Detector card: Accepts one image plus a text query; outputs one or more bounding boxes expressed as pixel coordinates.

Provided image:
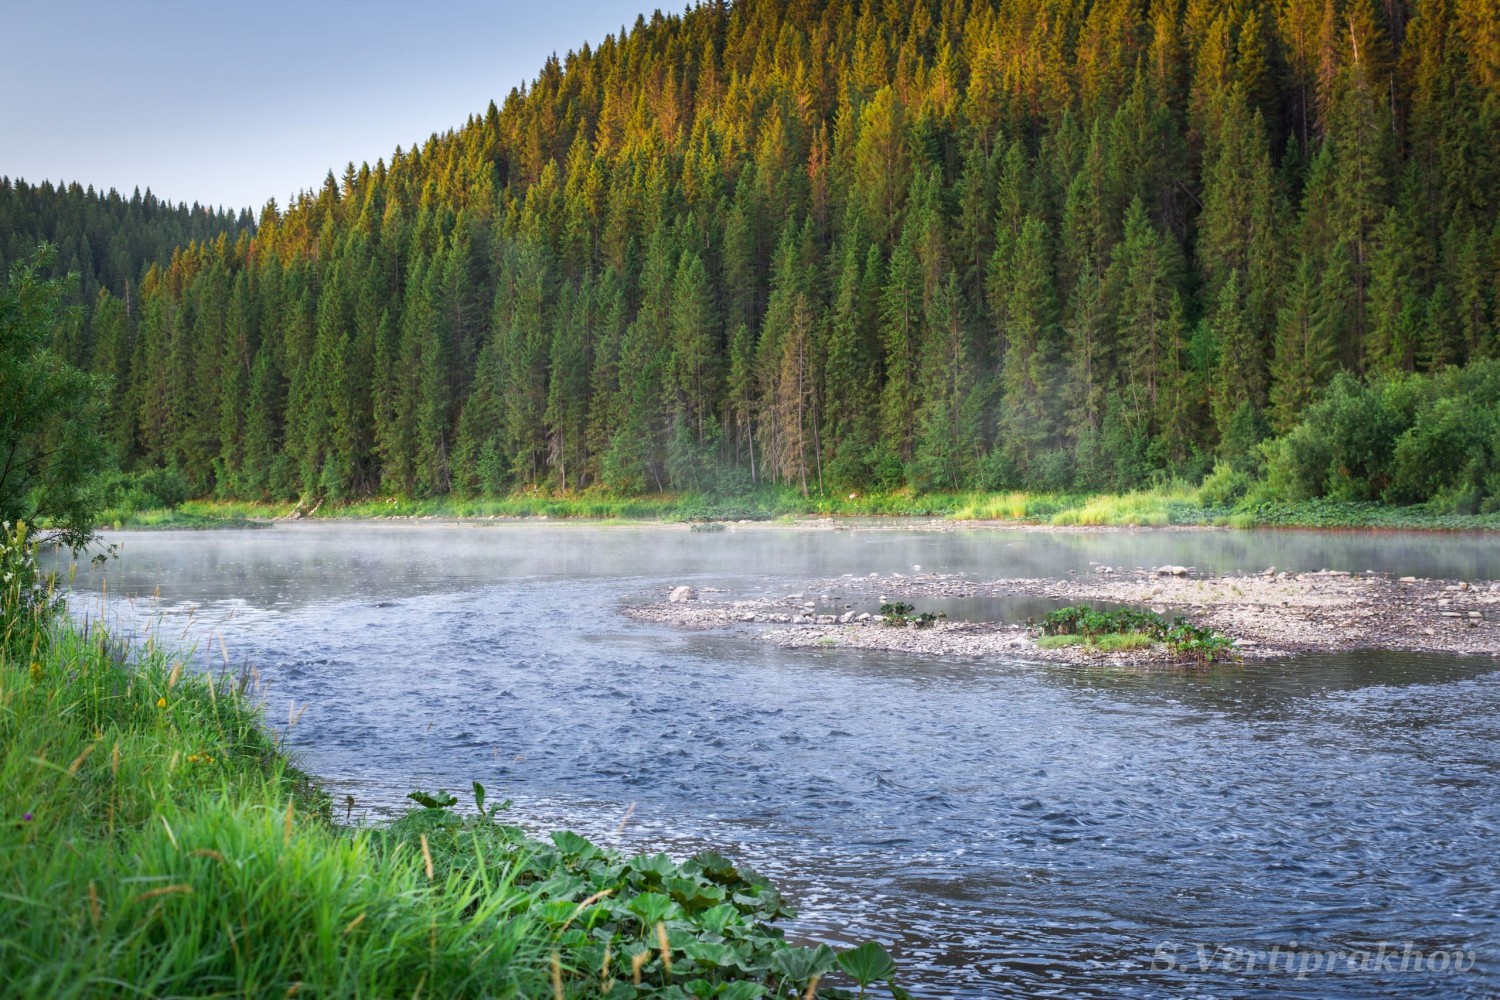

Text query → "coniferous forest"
[14,0,1500,503]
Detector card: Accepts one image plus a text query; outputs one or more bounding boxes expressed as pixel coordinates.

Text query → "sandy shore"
[623,566,1499,665]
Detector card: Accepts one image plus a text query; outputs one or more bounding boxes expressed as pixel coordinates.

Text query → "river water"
[63,522,1500,997]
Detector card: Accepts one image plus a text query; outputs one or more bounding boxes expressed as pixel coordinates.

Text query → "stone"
[856,613,871,621]
[839,611,855,624]
[669,586,696,603]
[1399,576,1418,583]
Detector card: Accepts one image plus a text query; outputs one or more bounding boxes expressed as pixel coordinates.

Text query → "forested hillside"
[37,0,1500,500]
[0,177,252,370]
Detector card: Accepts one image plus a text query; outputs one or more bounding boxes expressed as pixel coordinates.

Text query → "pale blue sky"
[3,1,656,212]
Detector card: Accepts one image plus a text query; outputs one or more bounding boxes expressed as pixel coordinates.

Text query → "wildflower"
[29,662,41,681]
[157,697,167,709]
[22,813,32,822]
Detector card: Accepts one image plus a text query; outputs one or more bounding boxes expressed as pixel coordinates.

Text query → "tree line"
[18,0,1500,500]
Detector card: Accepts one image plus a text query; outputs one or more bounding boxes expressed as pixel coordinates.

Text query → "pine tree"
[998,215,1060,481]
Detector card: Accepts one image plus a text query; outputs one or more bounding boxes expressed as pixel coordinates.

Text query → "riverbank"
[624,566,1499,665]
[96,486,1500,533]
[1,565,900,996]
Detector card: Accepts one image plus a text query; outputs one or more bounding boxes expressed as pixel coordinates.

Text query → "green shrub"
[1256,360,1500,509]
[1196,461,1252,507]
[879,602,947,628]
[1036,605,1237,664]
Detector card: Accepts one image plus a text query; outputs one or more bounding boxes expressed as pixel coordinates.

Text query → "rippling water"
[59,522,1500,997]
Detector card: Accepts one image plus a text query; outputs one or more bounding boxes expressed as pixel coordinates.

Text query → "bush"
[0,521,63,652]
[1256,362,1500,509]
[1196,461,1252,507]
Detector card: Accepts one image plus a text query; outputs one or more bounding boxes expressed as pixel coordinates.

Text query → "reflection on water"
[56,522,1500,998]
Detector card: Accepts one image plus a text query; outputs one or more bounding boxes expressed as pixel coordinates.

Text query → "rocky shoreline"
[623,566,1500,665]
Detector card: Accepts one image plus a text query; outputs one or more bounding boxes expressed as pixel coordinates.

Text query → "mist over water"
[60,522,1500,997]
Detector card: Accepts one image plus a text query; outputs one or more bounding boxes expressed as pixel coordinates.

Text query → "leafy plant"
[1035,605,1238,664]
[878,602,947,629]
[406,789,459,810]
[386,792,905,998]
[836,941,899,997]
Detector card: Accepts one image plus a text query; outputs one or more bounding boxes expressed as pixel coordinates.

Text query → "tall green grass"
[0,621,550,998]
[1,524,907,998]
[1048,488,1198,527]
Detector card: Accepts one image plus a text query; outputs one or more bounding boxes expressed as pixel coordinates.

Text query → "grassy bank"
[97,485,1500,533]
[1,531,905,998]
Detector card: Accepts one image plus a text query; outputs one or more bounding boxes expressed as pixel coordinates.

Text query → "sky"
[2,1,656,213]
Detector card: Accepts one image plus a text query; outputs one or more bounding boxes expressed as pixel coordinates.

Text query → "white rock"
[669,586,697,603]
[856,613,871,621]
[839,611,855,624]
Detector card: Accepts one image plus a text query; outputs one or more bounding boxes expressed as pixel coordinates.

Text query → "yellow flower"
[29,662,42,681]
[157,697,167,709]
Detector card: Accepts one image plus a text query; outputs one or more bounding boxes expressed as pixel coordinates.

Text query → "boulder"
[669,586,696,603]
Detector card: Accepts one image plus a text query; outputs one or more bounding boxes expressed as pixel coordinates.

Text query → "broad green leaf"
[836,941,898,986]
[551,829,599,859]
[771,944,838,984]
[626,891,681,925]
[717,984,770,1000]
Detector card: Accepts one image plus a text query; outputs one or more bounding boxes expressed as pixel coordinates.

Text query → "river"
[62,521,1500,997]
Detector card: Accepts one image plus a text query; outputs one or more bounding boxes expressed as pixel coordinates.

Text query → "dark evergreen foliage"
[9,0,1499,499]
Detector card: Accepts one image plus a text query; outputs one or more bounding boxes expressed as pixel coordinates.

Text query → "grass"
[88,483,1500,533]
[1048,488,1196,527]
[0,618,551,998]
[0,529,907,998]
[1089,632,1156,652]
[1034,631,1154,653]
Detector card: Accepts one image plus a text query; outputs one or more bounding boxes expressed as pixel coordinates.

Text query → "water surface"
[64,522,1500,997]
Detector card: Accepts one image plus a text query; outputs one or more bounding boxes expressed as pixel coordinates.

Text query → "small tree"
[0,245,109,549]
